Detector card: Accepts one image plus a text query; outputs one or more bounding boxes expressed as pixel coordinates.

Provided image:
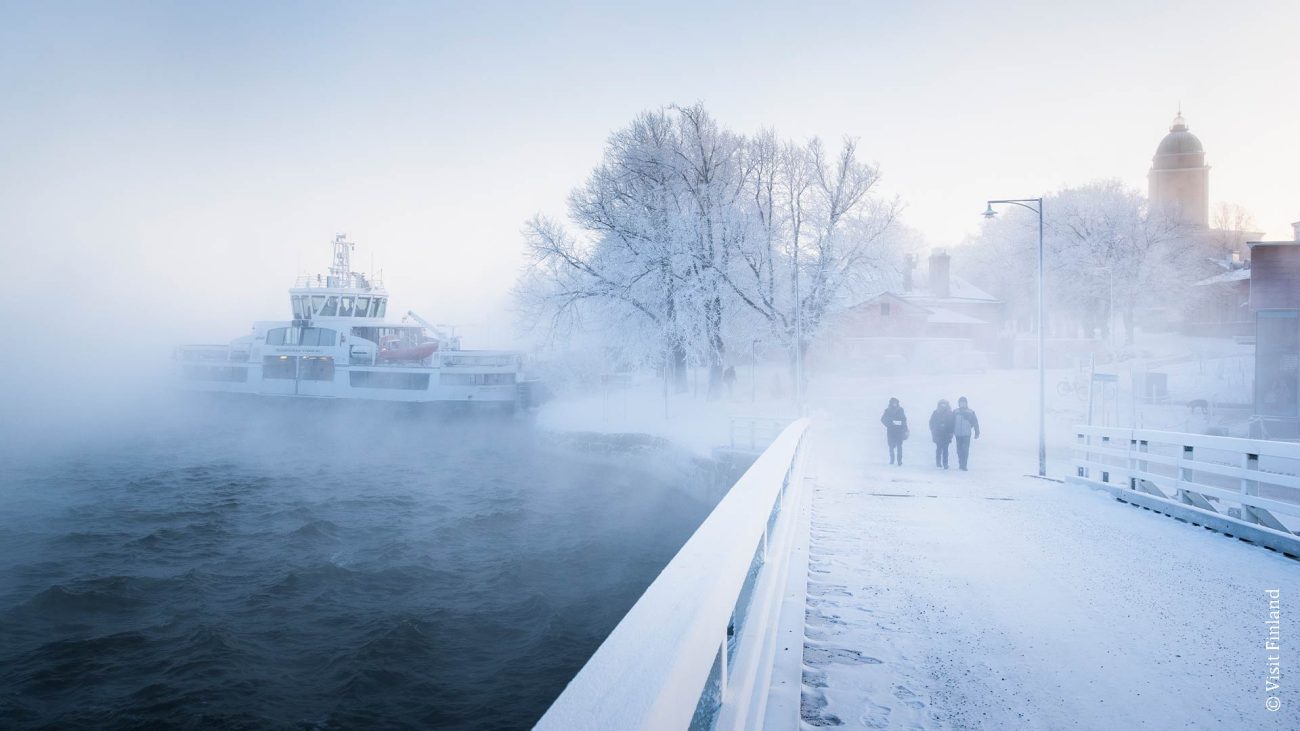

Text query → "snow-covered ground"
[799,378,1298,730]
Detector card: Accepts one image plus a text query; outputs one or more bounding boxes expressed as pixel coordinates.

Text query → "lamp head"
[982,203,997,219]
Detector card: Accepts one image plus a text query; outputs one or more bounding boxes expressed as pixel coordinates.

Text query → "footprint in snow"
[861,700,892,729]
[808,583,853,598]
[893,685,926,709]
[800,689,844,727]
[802,666,828,688]
[804,646,883,666]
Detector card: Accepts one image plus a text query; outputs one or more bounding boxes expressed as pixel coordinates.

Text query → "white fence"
[536,419,813,730]
[1069,424,1300,556]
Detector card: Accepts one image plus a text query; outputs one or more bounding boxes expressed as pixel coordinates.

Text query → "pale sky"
[3,0,1298,350]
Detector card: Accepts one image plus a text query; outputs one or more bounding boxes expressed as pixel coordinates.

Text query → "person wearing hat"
[880,397,909,466]
[952,396,981,470]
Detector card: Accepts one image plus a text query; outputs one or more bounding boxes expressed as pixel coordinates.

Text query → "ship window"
[262,355,298,379]
[291,297,304,319]
[285,327,302,345]
[300,328,319,347]
[316,328,336,346]
[350,371,430,390]
[311,295,325,315]
[339,296,354,317]
[367,299,379,317]
[355,297,370,317]
[300,356,335,381]
[267,328,285,346]
[376,299,387,318]
[320,296,338,316]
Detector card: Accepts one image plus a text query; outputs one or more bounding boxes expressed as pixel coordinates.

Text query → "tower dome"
[1148,109,1209,227]
[1154,113,1204,163]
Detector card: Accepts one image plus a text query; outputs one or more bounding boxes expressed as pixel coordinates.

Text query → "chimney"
[928,249,951,299]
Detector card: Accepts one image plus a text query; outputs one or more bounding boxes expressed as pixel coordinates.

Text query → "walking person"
[880,397,909,466]
[953,396,981,471]
[928,399,954,469]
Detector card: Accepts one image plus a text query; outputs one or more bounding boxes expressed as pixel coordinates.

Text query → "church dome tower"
[1148,111,1210,227]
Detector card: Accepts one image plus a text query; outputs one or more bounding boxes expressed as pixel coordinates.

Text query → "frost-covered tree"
[723,134,898,373]
[960,179,1193,344]
[515,104,899,395]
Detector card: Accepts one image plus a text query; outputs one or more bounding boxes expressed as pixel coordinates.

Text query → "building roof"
[1153,112,1205,162]
[924,307,988,325]
[855,269,1001,305]
[1194,268,1251,286]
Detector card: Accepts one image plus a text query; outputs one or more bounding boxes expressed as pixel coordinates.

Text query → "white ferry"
[176,235,525,410]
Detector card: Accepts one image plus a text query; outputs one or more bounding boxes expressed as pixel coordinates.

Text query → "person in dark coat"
[928,399,954,469]
[953,396,981,470]
[880,397,908,466]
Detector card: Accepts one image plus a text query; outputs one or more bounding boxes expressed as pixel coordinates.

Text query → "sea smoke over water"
[0,402,717,729]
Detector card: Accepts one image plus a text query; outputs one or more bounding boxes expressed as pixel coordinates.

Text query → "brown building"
[1249,222,1300,436]
[815,250,1006,373]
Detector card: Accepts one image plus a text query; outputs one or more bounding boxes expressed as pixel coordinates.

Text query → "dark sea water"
[0,401,719,729]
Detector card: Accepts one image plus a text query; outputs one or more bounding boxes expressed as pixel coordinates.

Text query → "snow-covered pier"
[536,371,1298,729]
[801,414,1297,729]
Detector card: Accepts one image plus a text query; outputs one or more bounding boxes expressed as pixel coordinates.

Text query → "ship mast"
[328,234,354,287]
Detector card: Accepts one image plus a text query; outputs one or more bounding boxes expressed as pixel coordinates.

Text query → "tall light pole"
[984,197,1047,477]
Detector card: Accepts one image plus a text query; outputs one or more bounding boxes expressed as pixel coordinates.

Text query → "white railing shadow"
[536,419,813,730]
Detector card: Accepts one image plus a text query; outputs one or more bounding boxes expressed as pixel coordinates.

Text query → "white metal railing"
[536,419,813,731]
[1070,424,1300,537]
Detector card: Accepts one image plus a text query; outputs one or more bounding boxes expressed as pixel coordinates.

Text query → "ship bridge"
[289,234,388,321]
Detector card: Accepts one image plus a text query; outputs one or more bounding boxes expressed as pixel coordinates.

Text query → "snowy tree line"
[515,104,901,394]
[958,180,1244,346]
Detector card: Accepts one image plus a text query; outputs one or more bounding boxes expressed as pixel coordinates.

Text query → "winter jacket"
[929,408,954,444]
[880,405,908,440]
[953,407,980,439]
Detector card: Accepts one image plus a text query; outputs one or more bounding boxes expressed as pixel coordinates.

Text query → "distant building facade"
[1249,221,1300,437]
[815,250,1006,373]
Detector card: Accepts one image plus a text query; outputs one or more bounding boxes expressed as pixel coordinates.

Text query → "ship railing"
[292,274,385,290]
[537,418,813,731]
[1070,424,1300,555]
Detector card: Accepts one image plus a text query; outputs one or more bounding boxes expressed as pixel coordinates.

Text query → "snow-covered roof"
[1194,268,1251,286]
[862,269,1001,304]
[924,307,988,325]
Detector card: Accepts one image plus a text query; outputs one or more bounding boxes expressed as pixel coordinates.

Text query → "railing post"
[1138,440,1149,486]
[1076,431,1087,478]
[1180,445,1193,483]
[1100,435,1110,483]
[718,633,729,702]
[1127,438,1137,489]
[1241,452,1260,525]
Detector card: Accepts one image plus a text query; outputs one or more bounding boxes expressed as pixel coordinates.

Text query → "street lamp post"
[984,197,1047,477]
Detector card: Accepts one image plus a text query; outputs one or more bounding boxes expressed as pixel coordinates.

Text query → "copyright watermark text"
[1266,588,1281,712]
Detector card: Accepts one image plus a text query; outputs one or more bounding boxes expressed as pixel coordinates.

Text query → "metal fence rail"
[1069,424,1300,556]
[536,419,812,731]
